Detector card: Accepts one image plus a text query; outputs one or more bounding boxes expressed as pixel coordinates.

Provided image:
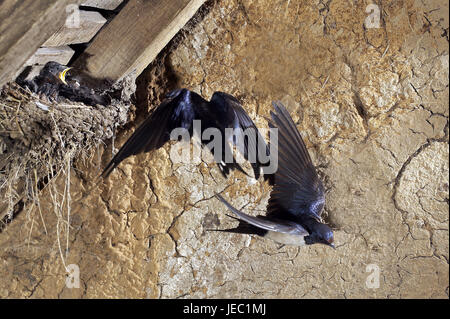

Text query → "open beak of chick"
[58,67,71,85]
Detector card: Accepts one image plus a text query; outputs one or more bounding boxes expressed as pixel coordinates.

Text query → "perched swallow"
[19,61,110,106]
[102,89,268,179]
[216,102,334,248]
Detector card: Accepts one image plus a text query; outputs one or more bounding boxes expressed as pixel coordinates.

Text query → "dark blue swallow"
[215,102,335,248]
[101,89,268,179]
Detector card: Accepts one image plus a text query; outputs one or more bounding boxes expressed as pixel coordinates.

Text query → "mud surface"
[0,0,448,298]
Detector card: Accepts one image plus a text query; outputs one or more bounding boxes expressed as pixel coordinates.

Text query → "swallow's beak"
[58,67,71,85]
[329,243,336,249]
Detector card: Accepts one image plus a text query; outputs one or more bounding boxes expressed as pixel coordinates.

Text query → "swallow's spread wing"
[216,194,308,236]
[102,89,263,179]
[267,102,325,220]
[102,89,195,178]
[210,92,269,179]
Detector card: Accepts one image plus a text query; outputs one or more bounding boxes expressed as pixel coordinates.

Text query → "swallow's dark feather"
[216,194,308,235]
[266,101,325,221]
[59,82,110,106]
[18,62,65,97]
[211,93,269,179]
[216,102,334,248]
[102,89,268,179]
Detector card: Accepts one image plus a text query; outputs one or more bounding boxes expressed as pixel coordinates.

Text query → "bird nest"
[0,82,133,230]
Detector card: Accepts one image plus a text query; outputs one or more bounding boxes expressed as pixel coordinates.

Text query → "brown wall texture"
[0,0,448,298]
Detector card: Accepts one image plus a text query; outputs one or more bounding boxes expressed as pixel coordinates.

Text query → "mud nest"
[0,82,133,228]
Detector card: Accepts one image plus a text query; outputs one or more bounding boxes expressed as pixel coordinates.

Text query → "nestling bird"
[216,102,335,248]
[18,61,110,106]
[101,88,268,179]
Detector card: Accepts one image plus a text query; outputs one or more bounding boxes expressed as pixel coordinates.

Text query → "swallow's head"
[305,223,335,248]
[41,61,71,84]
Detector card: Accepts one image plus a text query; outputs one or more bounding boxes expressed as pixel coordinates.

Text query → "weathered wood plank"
[73,0,206,82]
[81,0,124,10]
[0,0,82,87]
[43,11,107,47]
[25,46,75,66]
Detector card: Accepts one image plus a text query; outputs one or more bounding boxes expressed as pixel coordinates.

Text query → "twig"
[49,111,65,149]
[34,169,48,235]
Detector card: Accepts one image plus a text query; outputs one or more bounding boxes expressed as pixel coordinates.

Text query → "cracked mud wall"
[0,0,448,298]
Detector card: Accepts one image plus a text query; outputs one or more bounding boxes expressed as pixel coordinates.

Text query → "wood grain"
[0,0,82,87]
[25,46,75,66]
[73,0,206,82]
[43,11,107,47]
[81,0,124,10]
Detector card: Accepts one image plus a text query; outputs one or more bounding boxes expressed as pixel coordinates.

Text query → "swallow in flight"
[101,89,268,179]
[216,102,334,248]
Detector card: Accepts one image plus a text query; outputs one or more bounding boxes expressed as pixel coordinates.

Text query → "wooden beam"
[0,0,82,87]
[25,46,75,66]
[73,0,206,82]
[43,11,107,47]
[81,0,124,10]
